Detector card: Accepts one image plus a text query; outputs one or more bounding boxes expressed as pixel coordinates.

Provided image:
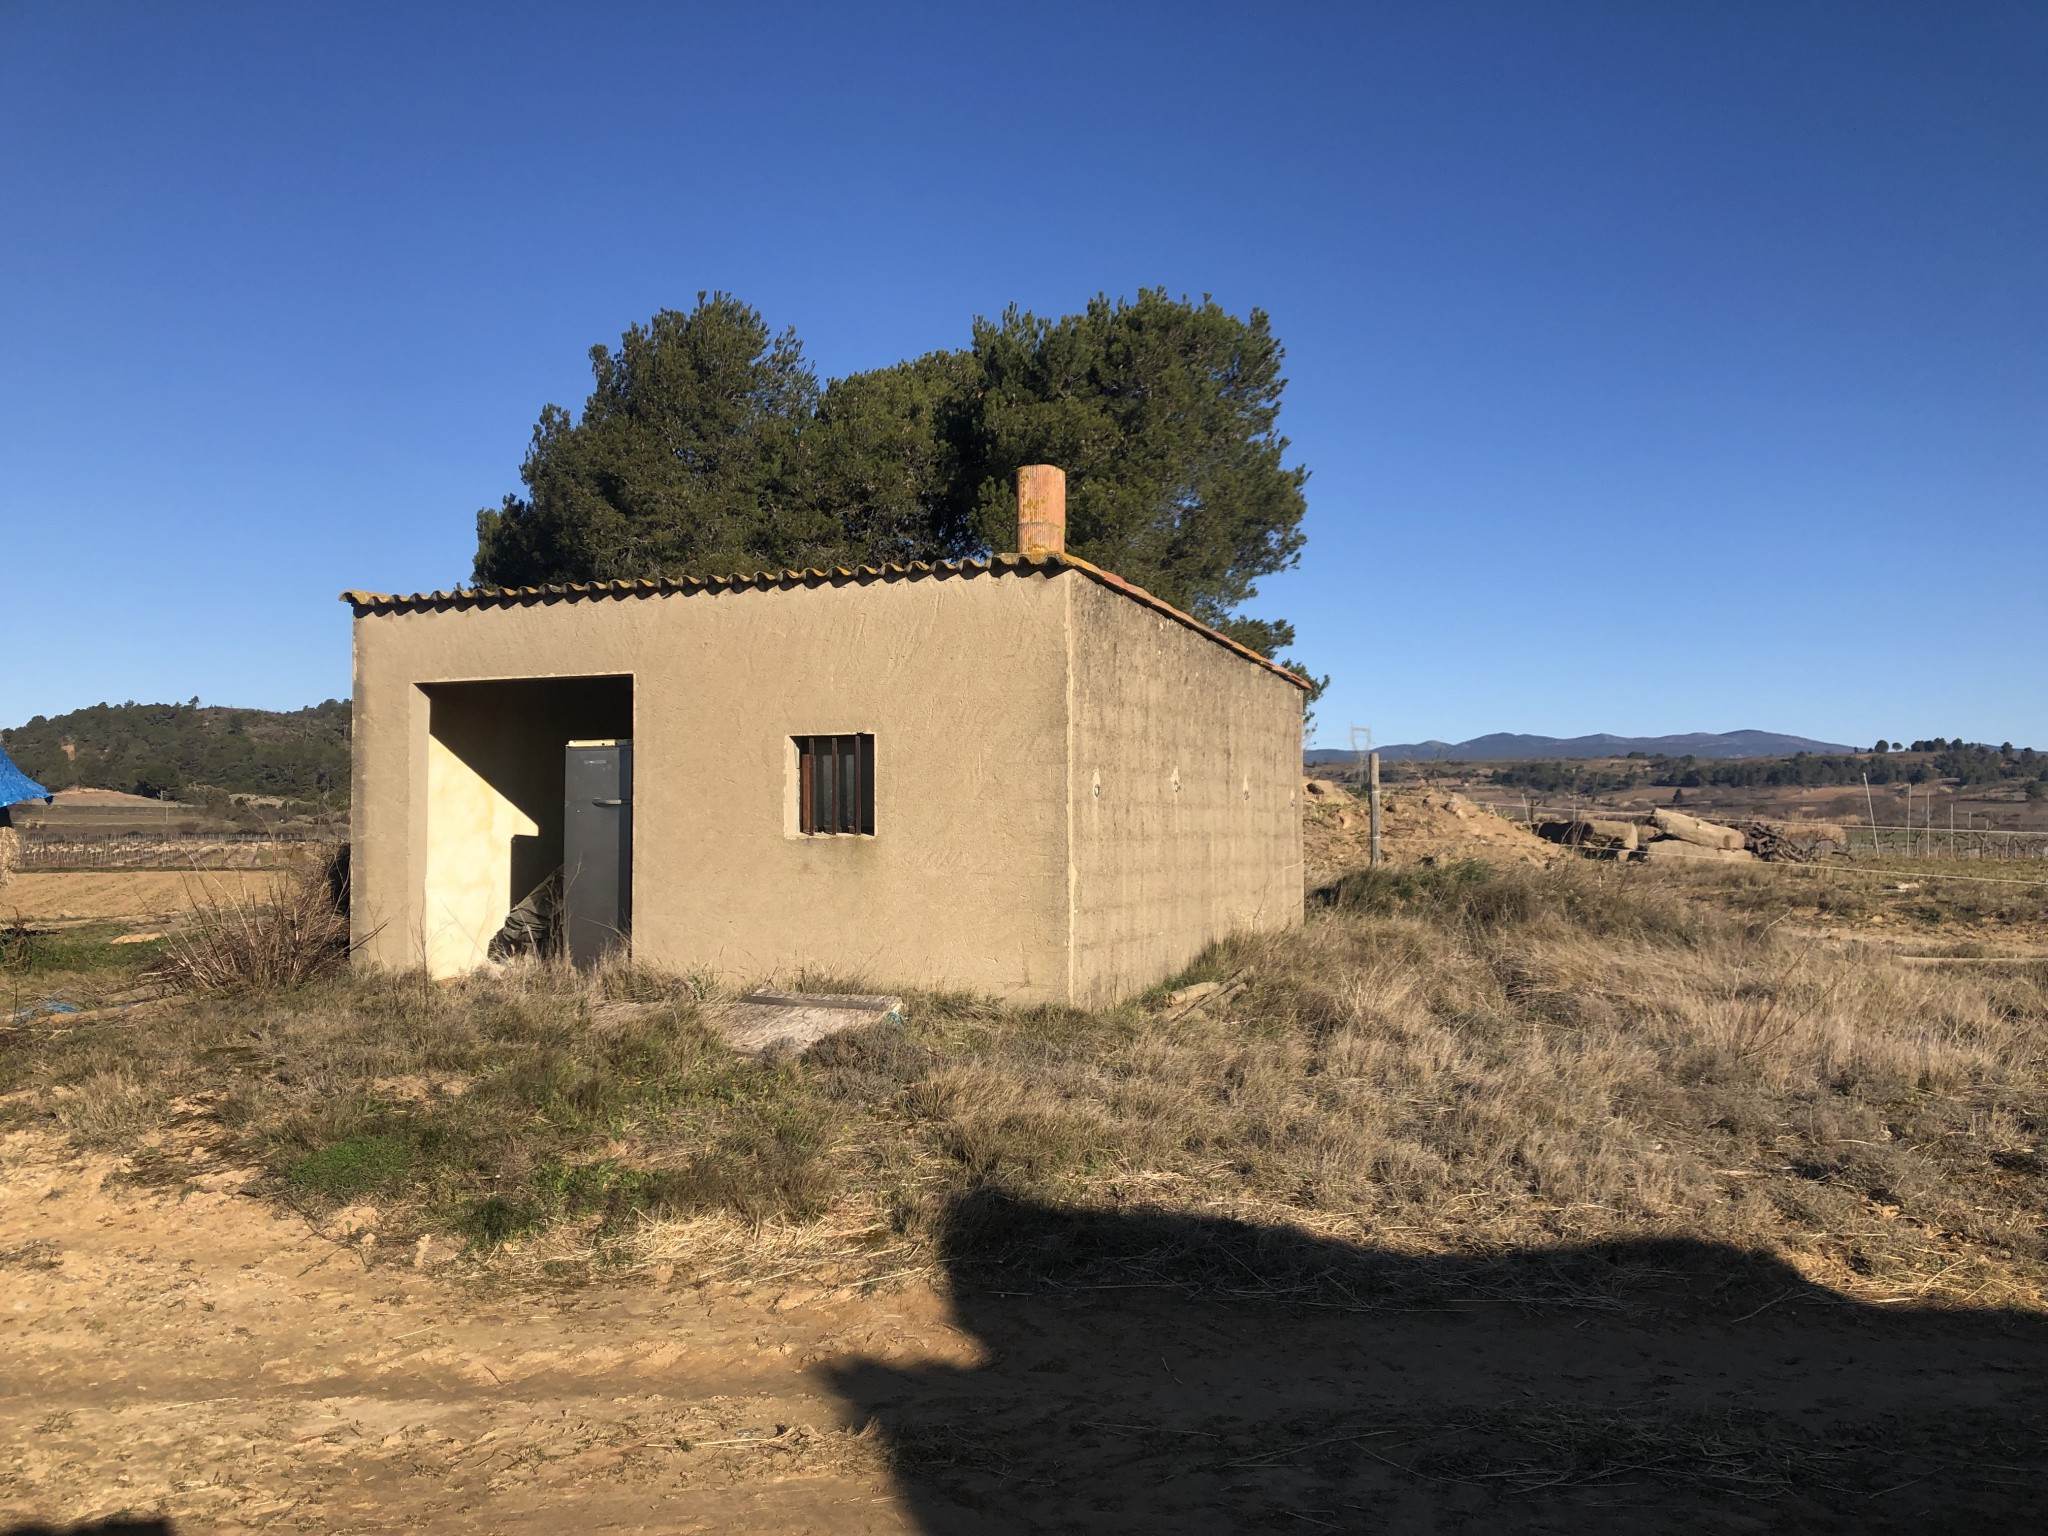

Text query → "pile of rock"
[1533,807,1849,865]
[1639,808,1755,863]
[1532,816,1641,856]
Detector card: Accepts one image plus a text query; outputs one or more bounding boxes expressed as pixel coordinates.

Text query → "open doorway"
[421,676,632,976]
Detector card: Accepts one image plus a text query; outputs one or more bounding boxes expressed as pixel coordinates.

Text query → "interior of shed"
[420,675,633,976]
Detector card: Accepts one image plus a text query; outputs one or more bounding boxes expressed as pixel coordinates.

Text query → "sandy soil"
[5,1127,2043,1534]
[1304,782,1559,884]
[0,1129,941,1535]
[0,871,289,925]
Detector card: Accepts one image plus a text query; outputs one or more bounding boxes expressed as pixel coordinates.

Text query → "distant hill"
[1307,730,1858,765]
[0,700,350,803]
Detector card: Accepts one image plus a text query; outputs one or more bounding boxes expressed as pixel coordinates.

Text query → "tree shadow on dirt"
[828,1191,2048,1534]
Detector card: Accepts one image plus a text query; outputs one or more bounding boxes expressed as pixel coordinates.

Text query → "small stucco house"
[344,467,1308,1006]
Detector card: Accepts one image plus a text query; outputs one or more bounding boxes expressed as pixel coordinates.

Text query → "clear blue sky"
[3,2,2042,748]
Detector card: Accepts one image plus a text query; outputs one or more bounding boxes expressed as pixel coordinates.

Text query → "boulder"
[1419,791,1475,819]
[1651,808,1746,851]
[709,992,905,1057]
[1643,838,1756,863]
[1534,817,1639,852]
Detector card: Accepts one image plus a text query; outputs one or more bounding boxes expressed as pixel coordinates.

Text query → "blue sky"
[2,2,2042,747]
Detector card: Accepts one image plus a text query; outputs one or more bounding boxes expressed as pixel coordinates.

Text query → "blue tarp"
[0,747,51,810]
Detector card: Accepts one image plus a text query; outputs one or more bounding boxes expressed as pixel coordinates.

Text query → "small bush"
[462,1193,545,1246]
[632,1105,839,1224]
[153,845,350,994]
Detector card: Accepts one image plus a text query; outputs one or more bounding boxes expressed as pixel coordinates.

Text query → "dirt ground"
[0,871,289,926]
[5,1126,2044,1535]
[1303,781,1559,883]
[7,851,2048,1531]
[0,1128,936,1535]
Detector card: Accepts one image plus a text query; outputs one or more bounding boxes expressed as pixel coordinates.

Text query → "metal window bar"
[858,733,875,833]
[796,734,875,835]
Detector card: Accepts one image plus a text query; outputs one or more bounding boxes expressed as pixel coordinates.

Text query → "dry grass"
[1649,854,2048,931]
[3,859,2043,1308]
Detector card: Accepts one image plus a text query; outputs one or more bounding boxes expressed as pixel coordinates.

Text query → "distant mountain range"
[1306,730,1858,765]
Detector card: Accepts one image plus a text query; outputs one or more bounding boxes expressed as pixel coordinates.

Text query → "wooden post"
[1368,751,1382,869]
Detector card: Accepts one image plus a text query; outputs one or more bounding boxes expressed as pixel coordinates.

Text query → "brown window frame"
[795,734,876,836]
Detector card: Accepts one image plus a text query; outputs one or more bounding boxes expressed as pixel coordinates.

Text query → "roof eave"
[339,552,1312,692]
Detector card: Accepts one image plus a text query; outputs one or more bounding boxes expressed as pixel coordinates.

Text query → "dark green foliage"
[471,289,1310,663]
[0,700,349,802]
[461,1193,543,1246]
[802,351,981,567]
[1651,743,2040,791]
[947,292,1308,651]
[1487,742,2042,797]
[1,922,167,978]
[1490,760,1646,794]
[1320,858,1500,915]
[474,294,836,585]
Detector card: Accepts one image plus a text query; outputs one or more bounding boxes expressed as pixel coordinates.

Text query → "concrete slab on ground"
[708,992,904,1056]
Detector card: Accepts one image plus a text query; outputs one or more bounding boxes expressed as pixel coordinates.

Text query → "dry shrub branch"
[150,844,351,993]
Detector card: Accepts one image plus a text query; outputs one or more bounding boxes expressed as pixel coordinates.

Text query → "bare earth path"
[0,1131,950,1534]
[5,1131,2046,1534]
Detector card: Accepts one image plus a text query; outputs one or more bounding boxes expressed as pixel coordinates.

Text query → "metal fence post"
[1368,751,1382,870]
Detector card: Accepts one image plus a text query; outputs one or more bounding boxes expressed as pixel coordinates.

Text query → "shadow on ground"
[830,1192,2048,1534]
[2,1522,176,1536]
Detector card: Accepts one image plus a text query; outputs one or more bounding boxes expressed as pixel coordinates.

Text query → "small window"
[796,734,875,835]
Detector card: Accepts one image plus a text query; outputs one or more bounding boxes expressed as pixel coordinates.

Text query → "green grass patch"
[1,922,166,980]
[286,1133,413,1201]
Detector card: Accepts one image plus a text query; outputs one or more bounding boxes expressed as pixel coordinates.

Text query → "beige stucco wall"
[423,723,537,976]
[1064,578,1305,1007]
[352,571,1075,998]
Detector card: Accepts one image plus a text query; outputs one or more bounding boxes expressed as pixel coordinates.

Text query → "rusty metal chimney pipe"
[1016,464,1066,558]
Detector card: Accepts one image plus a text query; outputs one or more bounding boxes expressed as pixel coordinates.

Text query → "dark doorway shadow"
[423,674,633,922]
[828,1191,2048,1533]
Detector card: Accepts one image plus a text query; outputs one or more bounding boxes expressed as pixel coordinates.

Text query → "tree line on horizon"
[470,290,1317,679]
[0,701,350,807]
[1489,741,2048,797]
